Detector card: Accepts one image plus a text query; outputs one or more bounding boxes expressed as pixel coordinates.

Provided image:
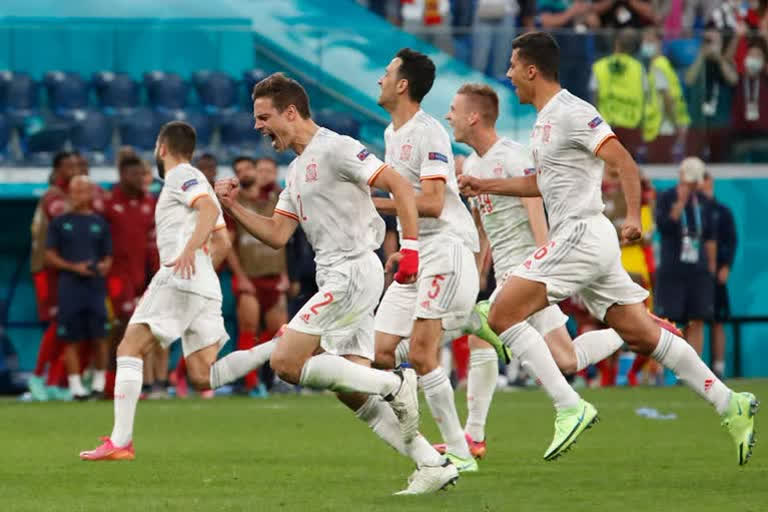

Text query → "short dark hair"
[255,156,277,167]
[157,121,196,159]
[614,28,639,54]
[119,155,144,173]
[232,155,256,171]
[251,72,311,119]
[395,48,436,103]
[195,152,218,164]
[511,32,560,81]
[457,83,499,124]
[52,151,73,169]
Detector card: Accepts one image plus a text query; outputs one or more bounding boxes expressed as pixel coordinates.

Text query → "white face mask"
[640,42,657,59]
[746,56,764,75]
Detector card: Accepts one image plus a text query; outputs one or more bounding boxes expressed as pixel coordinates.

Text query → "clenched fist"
[215,177,240,209]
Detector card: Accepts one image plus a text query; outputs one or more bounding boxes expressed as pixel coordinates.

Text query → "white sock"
[68,374,87,396]
[652,328,731,414]
[355,396,443,467]
[500,322,580,410]
[420,367,471,459]
[299,353,400,396]
[110,356,143,447]
[210,340,276,389]
[573,329,624,372]
[395,339,410,367]
[91,369,106,393]
[465,348,497,442]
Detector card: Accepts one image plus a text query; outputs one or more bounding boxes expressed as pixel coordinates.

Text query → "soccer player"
[213,73,452,494]
[459,32,758,465]
[442,83,626,457]
[80,121,235,460]
[371,48,481,472]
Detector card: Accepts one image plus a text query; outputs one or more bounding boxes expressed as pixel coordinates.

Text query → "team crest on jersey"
[588,116,603,129]
[493,165,504,177]
[400,144,413,161]
[356,148,371,161]
[112,203,125,214]
[305,163,318,183]
[181,178,198,191]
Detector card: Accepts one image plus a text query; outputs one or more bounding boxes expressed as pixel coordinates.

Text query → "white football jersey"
[275,127,386,269]
[465,137,537,278]
[154,163,226,300]
[384,110,479,253]
[529,89,616,235]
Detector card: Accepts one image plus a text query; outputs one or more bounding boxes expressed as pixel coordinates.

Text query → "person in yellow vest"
[641,28,691,163]
[590,29,647,158]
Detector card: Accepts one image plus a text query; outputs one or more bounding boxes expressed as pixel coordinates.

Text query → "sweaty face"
[377,57,403,109]
[445,93,472,144]
[506,50,531,104]
[253,97,292,152]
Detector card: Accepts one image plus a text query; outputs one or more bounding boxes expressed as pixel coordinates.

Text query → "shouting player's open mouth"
[263,129,281,151]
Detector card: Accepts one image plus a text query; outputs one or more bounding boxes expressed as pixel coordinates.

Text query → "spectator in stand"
[45,176,112,400]
[73,151,89,176]
[708,0,741,31]
[195,153,219,186]
[723,1,768,74]
[590,29,647,157]
[640,28,691,163]
[401,0,454,54]
[654,157,717,356]
[593,0,657,28]
[225,156,288,397]
[102,155,159,398]
[731,36,768,160]
[27,151,79,401]
[699,172,737,379]
[471,0,519,77]
[659,0,718,39]
[684,28,739,162]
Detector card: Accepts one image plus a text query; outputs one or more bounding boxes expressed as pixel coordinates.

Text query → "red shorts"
[33,270,58,322]
[107,274,144,320]
[232,274,286,313]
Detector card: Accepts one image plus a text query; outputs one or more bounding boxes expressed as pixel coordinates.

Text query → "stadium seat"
[192,71,238,116]
[0,71,40,129]
[144,71,189,111]
[315,109,360,139]
[20,116,71,165]
[69,109,112,164]
[219,110,263,157]
[92,71,140,117]
[118,107,160,152]
[43,71,90,114]
[156,108,213,147]
[241,69,269,107]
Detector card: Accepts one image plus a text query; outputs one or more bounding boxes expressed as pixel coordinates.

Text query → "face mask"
[746,56,764,75]
[640,42,657,59]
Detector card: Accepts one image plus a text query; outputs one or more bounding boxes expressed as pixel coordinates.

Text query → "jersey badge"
[181,179,199,191]
[523,168,537,176]
[588,116,603,129]
[428,152,448,163]
[356,148,371,161]
[400,144,413,161]
[305,163,318,183]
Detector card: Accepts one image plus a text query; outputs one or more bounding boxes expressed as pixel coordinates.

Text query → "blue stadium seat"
[241,69,269,107]
[0,71,40,128]
[315,109,360,139]
[118,107,160,152]
[220,110,263,157]
[144,71,189,111]
[44,71,90,114]
[20,116,71,165]
[92,71,140,117]
[192,71,238,116]
[156,108,213,147]
[663,38,701,69]
[69,109,112,164]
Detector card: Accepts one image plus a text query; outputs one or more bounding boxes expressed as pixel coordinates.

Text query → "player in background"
[80,122,235,460]
[371,48,481,473]
[214,73,454,494]
[459,32,758,465]
[226,156,288,397]
[441,83,625,458]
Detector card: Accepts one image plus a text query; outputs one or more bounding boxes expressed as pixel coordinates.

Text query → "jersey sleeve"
[417,126,452,182]
[336,137,387,187]
[274,184,299,222]
[569,103,617,155]
[169,168,212,208]
[505,147,536,178]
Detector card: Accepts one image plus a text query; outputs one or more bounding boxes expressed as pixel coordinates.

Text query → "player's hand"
[458,175,482,197]
[621,216,642,244]
[167,248,196,279]
[71,261,95,277]
[393,239,419,284]
[215,178,240,209]
[717,265,730,284]
[96,260,111,276]
[236,273,256,294]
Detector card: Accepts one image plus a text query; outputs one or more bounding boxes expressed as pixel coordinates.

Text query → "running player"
[213,73,450,494]
[80,121,235,460]
[441,83,625,457]
[459,32,757,465]
[370,48,481,472]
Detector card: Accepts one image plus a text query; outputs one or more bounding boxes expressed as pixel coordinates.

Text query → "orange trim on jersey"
[594,134,618,155]
[367,164,387,187]
[420,175,447,182]
[188,193,208,208]
[275,208,300,221]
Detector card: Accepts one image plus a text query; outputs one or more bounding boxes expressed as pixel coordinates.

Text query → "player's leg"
[63,340,88,399]
[463,335,496,456]
[373,280,416,370]
[236,288,261,392]
[149,345,170,398]
[257,287,289,394]
[86,305,110,397]
[711,281,729,378]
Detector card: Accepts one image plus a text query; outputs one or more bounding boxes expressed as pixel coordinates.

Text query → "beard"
[156,156,165,179]
[239,176,256,189]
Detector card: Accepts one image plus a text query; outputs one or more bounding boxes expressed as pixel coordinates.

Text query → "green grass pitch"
[2,380,767,512]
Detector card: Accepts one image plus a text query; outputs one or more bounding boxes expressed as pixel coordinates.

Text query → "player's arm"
[96,224,113,276]
[471,206,490,273]
[370,166,419,240]
[166,195,221,279]
[459,173,540,198]
[596,137,642,243]
[209,225,231,269]
[522,197,549,247]
[372,177,445,218]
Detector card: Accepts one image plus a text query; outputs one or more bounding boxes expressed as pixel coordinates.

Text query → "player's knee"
[116,338,141,358]
[487,306,517,335]
[408,344,437,376]
[374,347,395,370]
[556,351,578,375]
[269,351,300,384]
[187,367,211,391]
